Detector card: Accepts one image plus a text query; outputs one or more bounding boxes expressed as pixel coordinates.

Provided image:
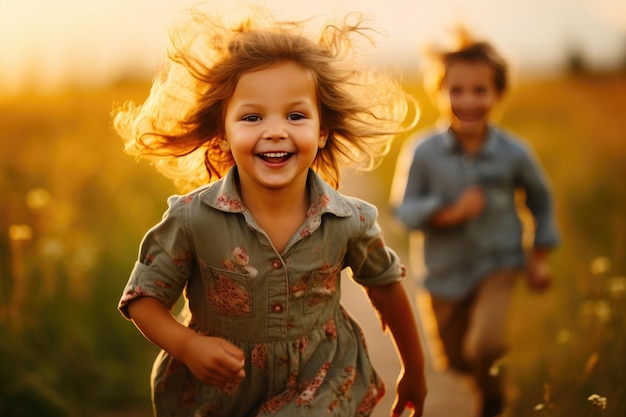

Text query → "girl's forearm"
[127,296,196,359]
[367,281,425,373]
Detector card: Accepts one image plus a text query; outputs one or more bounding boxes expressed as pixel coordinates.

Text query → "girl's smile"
[257,151,292,164]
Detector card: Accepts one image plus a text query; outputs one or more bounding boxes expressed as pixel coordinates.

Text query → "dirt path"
[341,276,476,417]
[341,169,477,417]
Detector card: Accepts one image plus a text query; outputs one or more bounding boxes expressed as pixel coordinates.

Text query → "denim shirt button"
[271,302,283,313]
[271,259,282,269]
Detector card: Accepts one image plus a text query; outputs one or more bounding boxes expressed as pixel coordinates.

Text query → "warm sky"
[0,0,624,94]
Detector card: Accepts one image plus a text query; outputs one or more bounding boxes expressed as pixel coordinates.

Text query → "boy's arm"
[429,186,485,227]
[367,281,427,416]
[392,143,443,231]
[516,147,559,291]
[517,148,560,248]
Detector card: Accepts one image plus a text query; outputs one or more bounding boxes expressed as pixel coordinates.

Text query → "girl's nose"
[262,118,288,139]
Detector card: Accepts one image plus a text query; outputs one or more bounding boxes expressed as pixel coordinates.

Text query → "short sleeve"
[118,195,194,319]
[344,201,405,287]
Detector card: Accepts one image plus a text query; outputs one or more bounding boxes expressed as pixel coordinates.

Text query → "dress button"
[271,303,283,313]
[271,260,282,269]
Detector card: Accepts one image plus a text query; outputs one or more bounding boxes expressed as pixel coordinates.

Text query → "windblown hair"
[423,27,509,97]
[112,6,417,192]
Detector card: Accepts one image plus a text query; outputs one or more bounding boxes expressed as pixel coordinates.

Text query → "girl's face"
[441,61,501,136]
[222,60,327,194]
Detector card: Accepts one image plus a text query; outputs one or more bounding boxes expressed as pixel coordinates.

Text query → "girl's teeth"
[263,152,288,158]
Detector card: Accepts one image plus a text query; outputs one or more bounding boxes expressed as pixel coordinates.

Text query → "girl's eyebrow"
[233,99,316,111]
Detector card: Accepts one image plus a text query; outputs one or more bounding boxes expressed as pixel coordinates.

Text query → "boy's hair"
[424,29,509,97]
[113,6,416,191]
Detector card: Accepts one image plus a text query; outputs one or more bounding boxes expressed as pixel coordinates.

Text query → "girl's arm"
[128,297,246,386]
[367,281,427,417]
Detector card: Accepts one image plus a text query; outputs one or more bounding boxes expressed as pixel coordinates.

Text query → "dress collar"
[198,167,353,219]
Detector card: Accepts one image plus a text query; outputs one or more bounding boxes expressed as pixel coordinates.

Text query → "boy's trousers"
[429,268,517,402]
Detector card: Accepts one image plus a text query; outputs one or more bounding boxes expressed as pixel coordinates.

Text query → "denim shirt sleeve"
[118,195,193,319]
[394,141,444,230]
[515,146,560,248]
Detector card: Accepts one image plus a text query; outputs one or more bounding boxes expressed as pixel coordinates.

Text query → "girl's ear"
[318,128,328,149]
[218,135,230,152]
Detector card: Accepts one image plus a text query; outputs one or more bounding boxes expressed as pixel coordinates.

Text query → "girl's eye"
[287,113,306,121]
[242,115,261,122]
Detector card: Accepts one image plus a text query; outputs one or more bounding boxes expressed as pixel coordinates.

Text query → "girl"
[113,6,426,417]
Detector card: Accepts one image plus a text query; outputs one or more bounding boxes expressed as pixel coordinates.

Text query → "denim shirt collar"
[443,125,499,158]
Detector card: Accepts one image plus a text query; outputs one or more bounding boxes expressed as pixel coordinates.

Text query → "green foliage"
[0,85,170,416]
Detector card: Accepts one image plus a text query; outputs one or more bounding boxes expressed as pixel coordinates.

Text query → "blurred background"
[1,0,625,416]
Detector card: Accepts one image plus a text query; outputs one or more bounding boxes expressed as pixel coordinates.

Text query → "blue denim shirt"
[394,126,559,299]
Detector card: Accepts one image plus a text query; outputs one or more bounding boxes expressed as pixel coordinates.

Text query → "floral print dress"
[118,168,405,417]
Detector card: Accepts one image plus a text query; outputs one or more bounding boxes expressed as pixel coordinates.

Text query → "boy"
[391,38,559,417]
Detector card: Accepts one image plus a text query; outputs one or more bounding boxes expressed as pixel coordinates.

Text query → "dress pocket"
[304,263,342,313]
[203,265,255,317]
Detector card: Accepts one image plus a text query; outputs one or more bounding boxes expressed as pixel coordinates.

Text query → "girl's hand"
[391,370,426,417]
[180,334,246,387]
[127,297,245,388]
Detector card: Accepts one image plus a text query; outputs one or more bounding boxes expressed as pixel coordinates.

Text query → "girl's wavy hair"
[112,6,417,192]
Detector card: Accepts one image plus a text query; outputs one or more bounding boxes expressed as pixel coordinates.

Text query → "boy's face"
[441,61,501,136]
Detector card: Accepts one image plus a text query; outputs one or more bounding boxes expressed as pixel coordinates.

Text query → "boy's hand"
[455,186,486,221]
[526,258,551,292]
[431,186,485,227]
[526,249,552,292]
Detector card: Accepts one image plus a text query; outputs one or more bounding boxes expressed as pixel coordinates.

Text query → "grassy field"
[1,71,624,416]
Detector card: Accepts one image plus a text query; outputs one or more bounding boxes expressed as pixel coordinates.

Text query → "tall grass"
[0,73,624,416]
[0,85,174,416]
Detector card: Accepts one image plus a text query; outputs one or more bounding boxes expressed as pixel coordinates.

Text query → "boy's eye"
[287,113,306,121]
[242,115,261,122]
